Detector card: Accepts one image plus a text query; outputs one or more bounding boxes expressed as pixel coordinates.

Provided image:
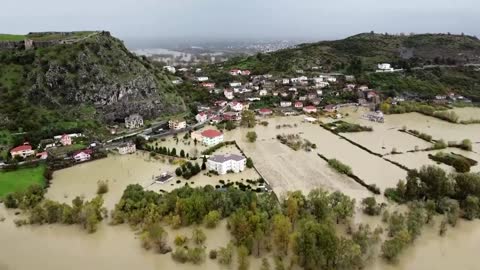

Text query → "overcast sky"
[3,0,479,46]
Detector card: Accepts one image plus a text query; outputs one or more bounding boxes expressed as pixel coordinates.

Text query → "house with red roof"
[201,82,216,89]
[10,143,35,159]
[303,106,317,113]
[258,108,273,116]
[324,104,337,113]
[294,102,304,109]
[241,70,251,76]
[60,134,72,146]
[200,129,224,146]
[73,149,93,162]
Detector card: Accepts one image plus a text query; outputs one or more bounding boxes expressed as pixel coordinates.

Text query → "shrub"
[246,131,257,143]
[209,249,218,259]
[328,159,352,175]
[96,180,109,195]
[203,210,221,228]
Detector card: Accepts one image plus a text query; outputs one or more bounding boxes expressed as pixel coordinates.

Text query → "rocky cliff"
[0,31,185,135]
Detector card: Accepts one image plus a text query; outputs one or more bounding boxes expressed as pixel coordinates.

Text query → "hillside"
[0,31,185,140]
[225,32,480,73]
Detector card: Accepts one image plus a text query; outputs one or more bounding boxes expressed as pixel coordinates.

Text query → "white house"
[230,101,244,112]
[288,87,297,92]
[118,143,136,155]
[196,112,208,123]
[259,89,268,96]
[280,101,292,107]
[316,90,323,96]
[316,82,330,88]
[326,76,337,83]
[168,119,187,130]
[73,149,93,162]
[224,89,234,100]
[163,66,176,74]
[230,82,242,88]
[207,154,246,175]
[377,63,394,72]
[197,77,209,82]
[282,79,290,85]
[201,129,224,146]
[10,143,35,159]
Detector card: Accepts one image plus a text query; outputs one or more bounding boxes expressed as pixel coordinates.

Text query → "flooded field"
[2,202,480,270]
[48,150,261,210]
[226,115,407,195]
[1,110,480,270]
[0,206,264,270]
[450,107,480,122]
[387,147,480,173]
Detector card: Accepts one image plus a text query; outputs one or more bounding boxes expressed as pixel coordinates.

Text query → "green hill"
[0,31,185,142]
[225,33,480,73]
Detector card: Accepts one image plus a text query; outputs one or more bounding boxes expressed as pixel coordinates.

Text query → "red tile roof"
[201,129,222,138]
[259,108,272,113]
[10,144,32,153]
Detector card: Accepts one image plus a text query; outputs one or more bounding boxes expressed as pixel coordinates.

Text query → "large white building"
[207,154,246,175]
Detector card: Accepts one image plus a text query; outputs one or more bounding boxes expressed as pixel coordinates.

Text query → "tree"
[204,210,221,228]
[406,204,426,240]
[171,148,177,156]
[142,223,169,253]
[463,195,480,220]
[218,242,234,265]
[237,245,250,270]
[361,197,381,216]
[246,158,254,168]
[388,211,406,237]
[272,214,292,256]
[201,156,207,170]
[241,110,256,128]
[246,131,257,143]
[260,258,271,270]
[192,228,206,245]
[180,149,185,158]
[335,238,362,269]
[329,191,355,224]
[381,229,411,261]
[175,167,183,176]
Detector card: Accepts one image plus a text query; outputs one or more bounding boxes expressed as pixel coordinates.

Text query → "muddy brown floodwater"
[1,109,480,270]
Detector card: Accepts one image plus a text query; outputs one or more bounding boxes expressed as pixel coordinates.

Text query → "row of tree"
[110,184,386,269]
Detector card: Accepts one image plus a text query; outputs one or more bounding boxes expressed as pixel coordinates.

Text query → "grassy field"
[0,34,26,41]
[0,165,45,198]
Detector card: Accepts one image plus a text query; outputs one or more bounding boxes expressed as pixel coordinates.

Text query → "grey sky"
[3,0,479,45]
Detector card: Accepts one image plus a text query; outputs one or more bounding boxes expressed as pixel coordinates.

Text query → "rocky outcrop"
[0,31,185,130]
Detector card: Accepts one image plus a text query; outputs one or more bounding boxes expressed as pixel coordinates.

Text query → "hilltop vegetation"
[226,33,480,74]
[0,32,185,142]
